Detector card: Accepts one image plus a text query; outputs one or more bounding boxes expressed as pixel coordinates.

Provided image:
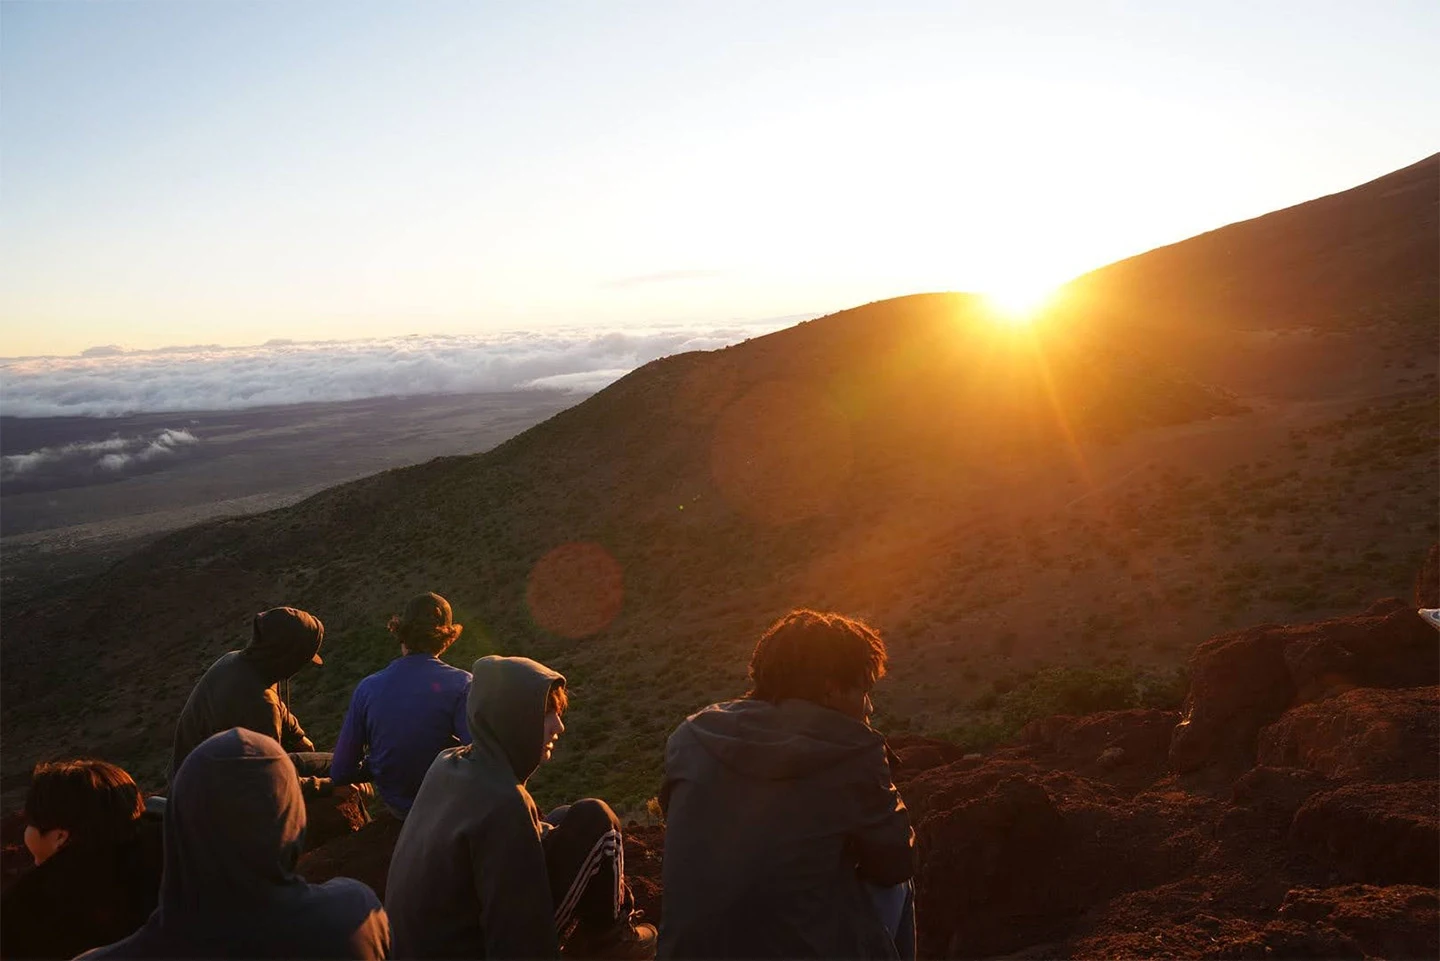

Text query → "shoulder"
[433,659,473,684]
[316,876,384,914]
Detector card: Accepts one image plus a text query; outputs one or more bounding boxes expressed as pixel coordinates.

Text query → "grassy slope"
[2,156,1435,812]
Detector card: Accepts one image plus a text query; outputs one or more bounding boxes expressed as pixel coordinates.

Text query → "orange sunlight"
[982,282,1059,326]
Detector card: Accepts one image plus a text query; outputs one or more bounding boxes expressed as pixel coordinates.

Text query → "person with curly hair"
[657,609,916,959]
[330,592,473,818]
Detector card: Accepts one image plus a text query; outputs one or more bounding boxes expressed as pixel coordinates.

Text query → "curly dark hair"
[747,609,887,704]
[388,592,463,655]
[24,759,144,847]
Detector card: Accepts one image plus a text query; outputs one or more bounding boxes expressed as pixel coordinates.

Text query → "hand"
[332,783,358,803]
[299,736,316,752]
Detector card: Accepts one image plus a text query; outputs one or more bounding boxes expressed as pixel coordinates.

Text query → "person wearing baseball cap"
[167,606,327,788]
[330,593,474,819]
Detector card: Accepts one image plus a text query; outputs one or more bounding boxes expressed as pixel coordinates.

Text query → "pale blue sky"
[2,0,1436,356]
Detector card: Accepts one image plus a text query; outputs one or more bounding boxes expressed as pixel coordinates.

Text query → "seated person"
[168,607,334,792]
[84,728,389,959]
[385,656,655,959]
[657,609,915,960]
[331,592,473,818]
[0,759,163,960]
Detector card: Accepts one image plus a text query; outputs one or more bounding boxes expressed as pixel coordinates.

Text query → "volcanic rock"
[1170,625,1293,772]
[1290,781,1440,886]
[1279,884,1439,960]
[1256,686,1439,782]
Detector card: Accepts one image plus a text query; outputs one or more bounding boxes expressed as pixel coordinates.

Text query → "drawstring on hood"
[243,607,325,685]
[467,656,564,783]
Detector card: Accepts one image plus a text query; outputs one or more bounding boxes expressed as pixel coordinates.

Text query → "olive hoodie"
[384,655,564,960]
[657,698,915,960]
[83,728,389,959]
[167,608,323,783]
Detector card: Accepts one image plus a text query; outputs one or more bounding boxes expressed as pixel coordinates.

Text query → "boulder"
[1290,781,1439,886]
[914,775,1068,958]
[1282,598,1438,701]
[302,791,370,852]
[1170,624,1293,772]
[297,811,403,898]
[1230,765,1334,820]
[1280,884,1439,961]
[1256,686,1439,782]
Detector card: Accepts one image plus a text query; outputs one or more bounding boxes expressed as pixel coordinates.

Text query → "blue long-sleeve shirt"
[331,653,472,815]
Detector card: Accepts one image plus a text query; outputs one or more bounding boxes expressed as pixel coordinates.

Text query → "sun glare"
[983,283,1058,325]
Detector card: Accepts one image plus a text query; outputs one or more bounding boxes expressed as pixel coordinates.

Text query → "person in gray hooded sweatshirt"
[384,655,654,959]
[657,609,915,960]
[168,606,334,792]
[83,727,389,959]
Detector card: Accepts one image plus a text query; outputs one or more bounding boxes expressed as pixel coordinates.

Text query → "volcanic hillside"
[3,155,1436,810]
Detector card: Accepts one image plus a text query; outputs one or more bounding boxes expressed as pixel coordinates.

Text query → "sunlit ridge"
[982,282,1059,326]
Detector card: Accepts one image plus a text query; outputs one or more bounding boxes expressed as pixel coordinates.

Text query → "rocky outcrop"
[1170,600,1437,773]
[1256,686,1439,782]
[1290,782,1440,887]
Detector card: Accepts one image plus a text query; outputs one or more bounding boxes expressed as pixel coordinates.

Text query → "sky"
[1,0,1437,361]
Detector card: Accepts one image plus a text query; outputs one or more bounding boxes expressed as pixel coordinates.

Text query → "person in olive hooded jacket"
[83,728,389,960]
[384,655,654,959]
[658,610,916,960]
[168,607,330,789]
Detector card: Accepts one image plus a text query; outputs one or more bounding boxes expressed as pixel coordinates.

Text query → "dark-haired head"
[23,759,143,863]
[747,609,887,717]
[389,591,463,656]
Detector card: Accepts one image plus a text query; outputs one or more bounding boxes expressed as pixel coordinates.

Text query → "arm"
[473,795,560,960]
[330,685,369,784]
[847,745,916,886]
[275,692,313,752]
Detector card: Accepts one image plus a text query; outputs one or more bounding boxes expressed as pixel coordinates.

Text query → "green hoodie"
[384,655,565,959]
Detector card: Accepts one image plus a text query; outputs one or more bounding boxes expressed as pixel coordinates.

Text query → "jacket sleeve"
[847,744,916,886]
[473,794,560,960]
[330,686,368,784]
[272,690,312,751]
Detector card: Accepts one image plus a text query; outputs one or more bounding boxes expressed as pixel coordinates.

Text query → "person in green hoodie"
[384,655,655,959]
[657,609,916,960]
[167,607,336,795]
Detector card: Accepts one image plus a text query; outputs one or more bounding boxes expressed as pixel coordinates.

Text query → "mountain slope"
[3,156,1436,808]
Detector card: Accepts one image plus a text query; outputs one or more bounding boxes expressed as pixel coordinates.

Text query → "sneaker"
[1420,608,1440,633]
[563,918,658,960]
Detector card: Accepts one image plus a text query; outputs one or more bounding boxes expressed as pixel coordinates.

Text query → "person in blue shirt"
[331,592,473,818]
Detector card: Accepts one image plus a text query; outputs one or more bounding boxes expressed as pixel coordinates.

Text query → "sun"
[982,282,1058,325]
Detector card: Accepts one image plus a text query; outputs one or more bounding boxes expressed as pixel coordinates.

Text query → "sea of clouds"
[0,321,804,419]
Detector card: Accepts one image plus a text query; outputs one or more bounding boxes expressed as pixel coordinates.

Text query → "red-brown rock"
[1280,884,1439,960]
[1290,781,1440,886]
[1170,624,1293,772]
[1415,542,1439,609]
[1256,686,1440,782]
[297,811,403,898]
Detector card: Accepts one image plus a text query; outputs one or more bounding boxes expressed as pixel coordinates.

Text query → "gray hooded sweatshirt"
[84,728,389,959]
[168,607,324,782]
[657,698,914,960]
[384,655,565,960]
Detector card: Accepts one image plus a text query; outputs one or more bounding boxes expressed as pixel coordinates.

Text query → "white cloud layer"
[0,321,804,418]
[1,428,199,487]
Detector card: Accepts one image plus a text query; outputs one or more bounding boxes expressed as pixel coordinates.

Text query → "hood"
[669,697,884,781]
[243,607,324,683]
[468,655,564,783]
[160,727,306,915]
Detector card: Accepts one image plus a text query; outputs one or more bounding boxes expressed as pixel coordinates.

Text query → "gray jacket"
[168,608,323,782]
[384,655,565,959]
[658,698,914,959]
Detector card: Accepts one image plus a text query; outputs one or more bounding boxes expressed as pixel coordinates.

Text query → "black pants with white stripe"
[542,799,633,939]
